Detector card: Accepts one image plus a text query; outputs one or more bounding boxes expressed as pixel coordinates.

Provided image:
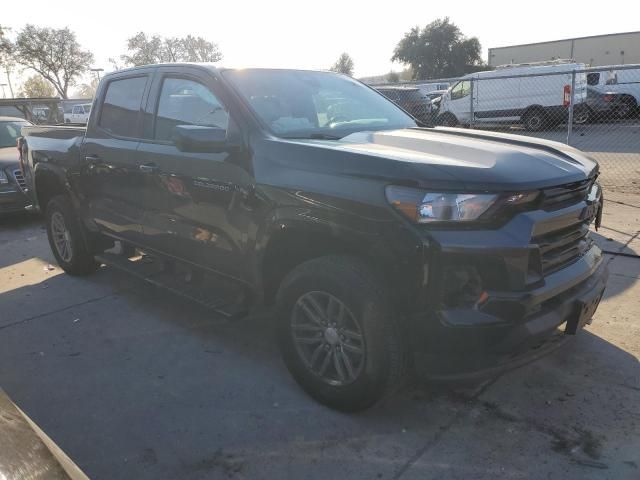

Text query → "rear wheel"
[615,98,636,119]
[276,255,407,411]
[45,195,99,275]
[573,108,590,125]
[522,109,547,131]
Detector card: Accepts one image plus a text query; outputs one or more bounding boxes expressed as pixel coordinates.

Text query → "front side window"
[223,69,416,138]
[450,80,471,100]
[154,77,229,142]
[99,76,148,137]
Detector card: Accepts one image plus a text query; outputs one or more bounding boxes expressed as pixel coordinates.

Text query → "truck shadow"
[0,262,638,479]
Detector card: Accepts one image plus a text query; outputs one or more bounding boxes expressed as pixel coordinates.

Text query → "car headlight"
[587,182,601,202]
[385,185,500,223]
[0,170,8,185]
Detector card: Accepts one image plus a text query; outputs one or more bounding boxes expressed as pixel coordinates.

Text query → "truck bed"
[20,125,87,208]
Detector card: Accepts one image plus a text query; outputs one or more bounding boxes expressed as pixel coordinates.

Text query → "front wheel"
[437,113,458,127]
[45,195,99,275]
[276,255,407,411]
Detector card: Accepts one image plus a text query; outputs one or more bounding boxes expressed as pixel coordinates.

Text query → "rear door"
[135,66,257,283]
[78,70,153,245]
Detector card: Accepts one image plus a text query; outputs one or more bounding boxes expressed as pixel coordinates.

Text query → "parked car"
[583,86,632,122]
[64,103,92,124]
[437,61,588,130]
[375,86,432,124]
[21,65,607,411]
[0,116,32,214]
[416,82,451,96]
[587,67,640,117]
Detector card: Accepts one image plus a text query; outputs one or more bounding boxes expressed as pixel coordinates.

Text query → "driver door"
[134,67,257,283]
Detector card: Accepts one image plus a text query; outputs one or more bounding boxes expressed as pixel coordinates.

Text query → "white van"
[587,66,640,117]
[63,103,92,124]
[437,61,588,131]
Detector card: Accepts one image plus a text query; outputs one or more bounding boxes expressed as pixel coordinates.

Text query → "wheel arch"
[259,222,374,306]
[34,166,71,212]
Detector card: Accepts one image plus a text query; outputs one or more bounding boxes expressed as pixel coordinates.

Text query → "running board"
[95,252,249,319]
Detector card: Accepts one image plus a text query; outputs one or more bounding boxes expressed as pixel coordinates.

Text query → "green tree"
[75,76,100,99]
[121,32,222,66]
[330,53,354,76]
[11,25,93,99]
[0,25,16,97]
[18,75,56,98]
[392,18,483,80]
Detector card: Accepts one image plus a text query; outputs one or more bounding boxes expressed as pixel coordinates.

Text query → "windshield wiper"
[282,133,343,140]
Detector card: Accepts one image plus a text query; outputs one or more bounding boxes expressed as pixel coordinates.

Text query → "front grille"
[13,170,26,190]
[540,179,591,210]
[533,220,593,275]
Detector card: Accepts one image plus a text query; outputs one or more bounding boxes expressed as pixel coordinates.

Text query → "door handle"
[139,163,160,174]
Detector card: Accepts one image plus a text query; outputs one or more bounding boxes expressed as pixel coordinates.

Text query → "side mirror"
[172,125,232,153]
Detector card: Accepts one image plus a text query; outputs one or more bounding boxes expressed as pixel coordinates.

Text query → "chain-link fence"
[372,63,640,198]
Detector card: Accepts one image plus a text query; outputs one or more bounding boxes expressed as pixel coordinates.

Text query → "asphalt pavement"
[0,193,638,480]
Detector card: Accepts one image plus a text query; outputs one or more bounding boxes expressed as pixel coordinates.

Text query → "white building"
[488,31,640,68]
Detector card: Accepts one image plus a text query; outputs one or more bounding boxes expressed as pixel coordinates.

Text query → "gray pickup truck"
[20,64,608,411]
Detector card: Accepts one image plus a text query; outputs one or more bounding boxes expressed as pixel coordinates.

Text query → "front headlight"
[0,170,8,185]
[385,185,499,223]
[587,182,601,202]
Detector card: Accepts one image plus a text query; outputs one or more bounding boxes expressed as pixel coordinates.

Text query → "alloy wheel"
[51,211,73,262]
[291,291,366,386]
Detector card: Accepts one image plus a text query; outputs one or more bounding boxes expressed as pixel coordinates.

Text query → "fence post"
[469,78,475,129]
[566,70,576,145]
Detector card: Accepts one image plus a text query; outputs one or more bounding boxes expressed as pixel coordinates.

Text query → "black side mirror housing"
[172,125,232,153]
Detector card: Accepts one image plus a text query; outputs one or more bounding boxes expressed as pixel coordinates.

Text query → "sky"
[2,0,640,93]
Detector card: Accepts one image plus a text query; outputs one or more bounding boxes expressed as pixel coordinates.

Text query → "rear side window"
[99,76,147,137]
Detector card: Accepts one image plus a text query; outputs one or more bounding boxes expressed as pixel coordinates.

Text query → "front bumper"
[408,200,609,378]
[0,187,30,214]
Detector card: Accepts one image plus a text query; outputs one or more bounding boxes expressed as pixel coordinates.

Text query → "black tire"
[276,255,407,411]
[45,195,99,275]
[615,98,636,119]
[573,108,590,125]
[437,113,458,127]
[522,108,548,131]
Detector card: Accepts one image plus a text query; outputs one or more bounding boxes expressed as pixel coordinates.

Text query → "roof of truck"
[103,63,345,77]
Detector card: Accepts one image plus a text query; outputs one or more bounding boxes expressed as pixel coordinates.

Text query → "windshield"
[223,69,417,138]
[0,121,29,148]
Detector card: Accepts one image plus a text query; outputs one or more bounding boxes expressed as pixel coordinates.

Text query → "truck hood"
[0,146,19,168]
[288,128,598,191]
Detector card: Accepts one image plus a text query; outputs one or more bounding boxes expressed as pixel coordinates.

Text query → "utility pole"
[0,83,7,98]
[90,68,104,80]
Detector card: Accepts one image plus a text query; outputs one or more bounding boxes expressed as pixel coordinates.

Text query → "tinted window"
[587,73,600,86]
[154,77,229,142]
[99,76,147,137]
